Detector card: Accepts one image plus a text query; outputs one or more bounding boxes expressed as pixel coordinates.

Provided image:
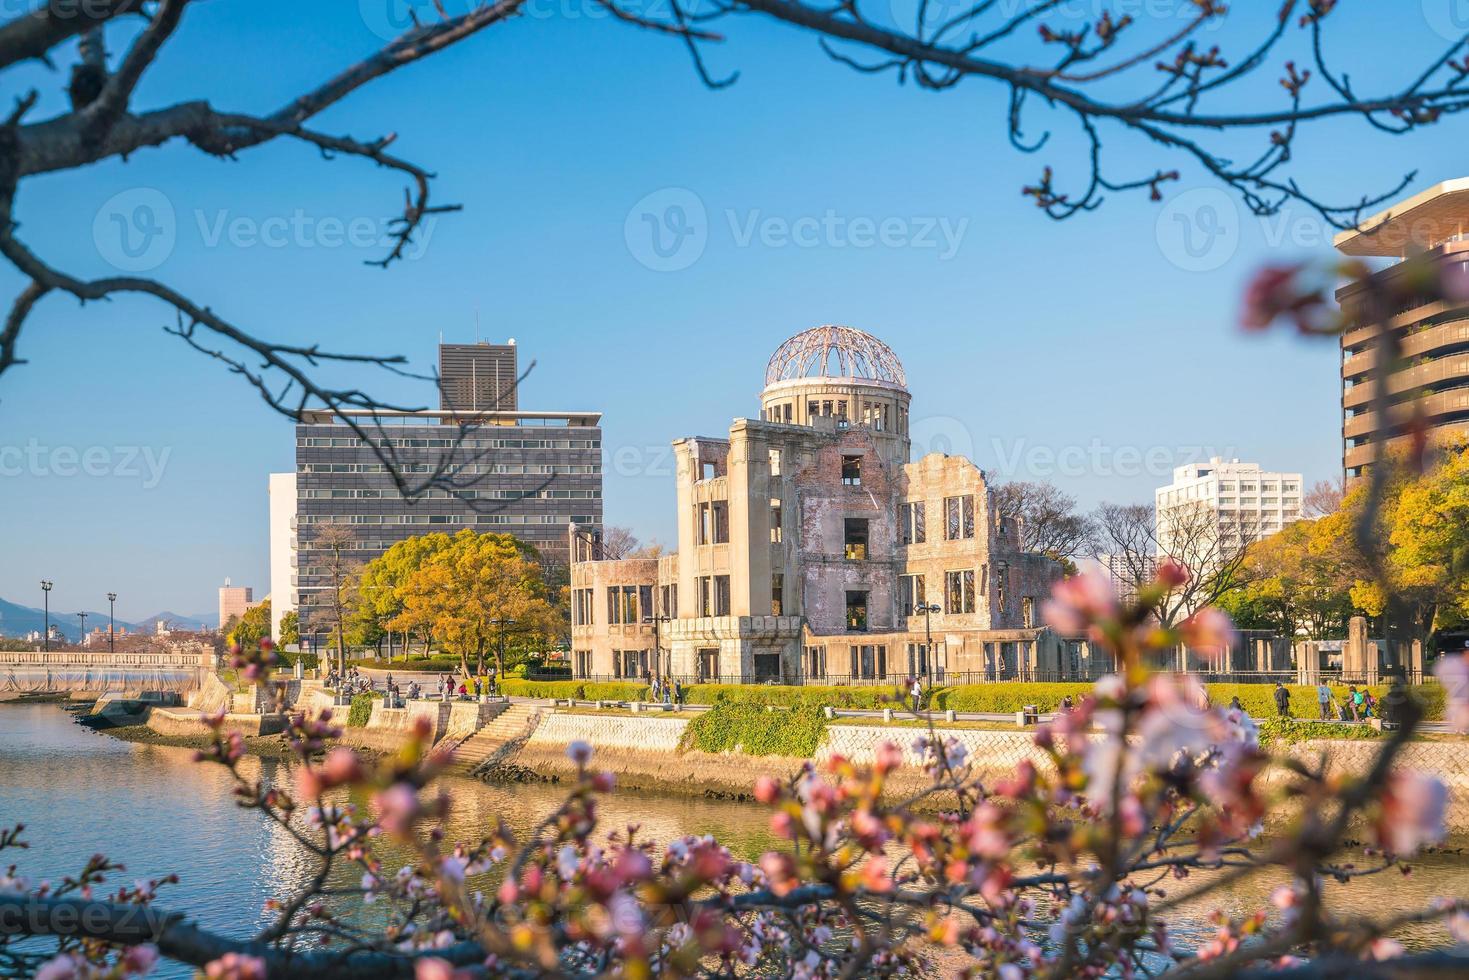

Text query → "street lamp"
[40,580,52,651]
[918,602,942,697]
[642,614,673,681]
[76,611,88,647]
[488,617,519,685]
[107,593,117,654]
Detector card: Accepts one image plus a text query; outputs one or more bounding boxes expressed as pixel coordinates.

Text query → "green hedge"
[682,703,828,757]
[930,683,1092,713]
[929,682,1444,721]
[347,692,375,727]
[681,683,904,709]
[1257,717,1382,747]
[497,679,649,701]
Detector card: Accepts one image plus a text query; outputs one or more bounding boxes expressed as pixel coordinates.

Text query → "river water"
[2,702,1466,976]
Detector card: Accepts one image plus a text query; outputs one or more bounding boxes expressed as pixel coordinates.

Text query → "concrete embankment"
[485,711,1469,831]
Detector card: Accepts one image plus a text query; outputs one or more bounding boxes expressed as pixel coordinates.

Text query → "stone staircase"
[445,703,545,777]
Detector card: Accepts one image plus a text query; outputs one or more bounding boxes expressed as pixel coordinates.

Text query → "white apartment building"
[1155,458,1304,562]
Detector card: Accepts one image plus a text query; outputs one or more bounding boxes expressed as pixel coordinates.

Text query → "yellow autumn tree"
[391,529,562,677]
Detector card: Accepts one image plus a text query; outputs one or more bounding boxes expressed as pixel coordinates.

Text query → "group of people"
[648,675,683,706]
[325,667,497,703]
[435,672,496,701]
[1270,680,1378,721]
[325,666,373,695]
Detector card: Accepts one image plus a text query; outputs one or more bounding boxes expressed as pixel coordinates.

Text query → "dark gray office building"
[290,398,602,636]
[439,341,519,411]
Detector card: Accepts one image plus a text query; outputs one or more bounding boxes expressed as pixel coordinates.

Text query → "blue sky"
[1,1,1465,619]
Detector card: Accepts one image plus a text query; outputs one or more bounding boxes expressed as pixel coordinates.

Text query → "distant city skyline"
[1,4,1463,617]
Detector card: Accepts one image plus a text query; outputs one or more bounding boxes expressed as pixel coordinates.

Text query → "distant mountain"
[0,596,130,641]
[0,599,217,640]
[135,611,214,632]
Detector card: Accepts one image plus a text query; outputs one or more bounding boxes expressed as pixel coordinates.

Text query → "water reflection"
[2,703,1466,977]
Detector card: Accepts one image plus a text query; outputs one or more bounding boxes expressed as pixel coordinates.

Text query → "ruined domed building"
[569,326,1095,684]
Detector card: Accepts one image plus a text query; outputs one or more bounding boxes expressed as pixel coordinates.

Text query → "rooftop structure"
[438,340,518,412]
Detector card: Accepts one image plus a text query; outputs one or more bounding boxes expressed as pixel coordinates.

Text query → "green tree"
[392,530,563,678]
[351,532,456,659]
[1222,520,1354,640]
[226,600,271,651]
[279,610,299,647]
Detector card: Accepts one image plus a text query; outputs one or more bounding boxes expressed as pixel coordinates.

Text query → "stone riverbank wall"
[490,713,1469,832]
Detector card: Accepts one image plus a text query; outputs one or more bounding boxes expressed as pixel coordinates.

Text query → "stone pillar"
[1409,639,1424,683]
[1366,641,1380,684]
[1345,616,1368,679]
[1294,641,1318,684]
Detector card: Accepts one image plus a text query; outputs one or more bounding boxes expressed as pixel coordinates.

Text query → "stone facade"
[571,325,1075,685]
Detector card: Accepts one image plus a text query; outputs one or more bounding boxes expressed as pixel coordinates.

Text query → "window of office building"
[900,501,926,545]
[946,569,976,614]
[944,495,975,540]
[899,574,926,617]
[607,586,639,625]
[805,645,826,679]
[844,518,869,560]
[848,644,887,679]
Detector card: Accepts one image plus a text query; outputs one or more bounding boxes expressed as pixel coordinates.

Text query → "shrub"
[347,693,376,727]
[682,702,827,757]
[581,681,649,702]
[499,679,584,700]
[930,683,1092,714]
[927,682,1445,722]
[1257,717,1381,747]
[682,683,903,709]
[496,679,649,701]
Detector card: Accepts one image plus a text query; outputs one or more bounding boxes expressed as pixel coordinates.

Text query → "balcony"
[1344,319,1469,378]
[1343,389,1469,440]
[1342,353,1469,409]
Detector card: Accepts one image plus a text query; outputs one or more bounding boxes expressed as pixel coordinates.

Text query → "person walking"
[673,678,683,707]
[1316,680,1332,721]
[1273,682,1291,718]
[1228,695,1244,713]
[1354,686,1370,719]
[909,676,923,709]
[1345,685,1359,720]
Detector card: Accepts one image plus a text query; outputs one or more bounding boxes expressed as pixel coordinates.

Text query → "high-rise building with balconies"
[1335,178,1469,482]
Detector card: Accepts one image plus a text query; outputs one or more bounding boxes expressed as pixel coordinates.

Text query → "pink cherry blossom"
[1433,652,1469,733]
[1378,771,1448,856]
[1041,572,1118,635]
